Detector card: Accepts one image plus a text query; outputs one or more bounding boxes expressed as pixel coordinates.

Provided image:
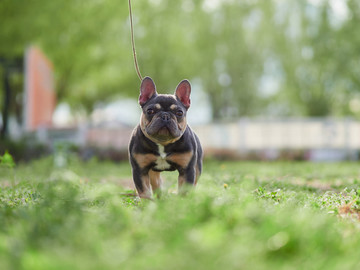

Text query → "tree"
[1,0,359,126]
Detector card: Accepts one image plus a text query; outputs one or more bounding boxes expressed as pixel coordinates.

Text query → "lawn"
[1,156,360,270]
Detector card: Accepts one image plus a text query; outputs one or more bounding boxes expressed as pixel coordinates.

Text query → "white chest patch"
[154,144,171,170]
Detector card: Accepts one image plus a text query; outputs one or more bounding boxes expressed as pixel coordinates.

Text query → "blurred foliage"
[1,159,360,269]
[0,0,360,118]
[0,150,15,168]
[0,138,50,162]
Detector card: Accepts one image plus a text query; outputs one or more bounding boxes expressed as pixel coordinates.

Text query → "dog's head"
[138,77,191,145]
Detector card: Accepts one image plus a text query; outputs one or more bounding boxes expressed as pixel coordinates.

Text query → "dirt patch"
[289,178,334,191]
[338,201,360,221]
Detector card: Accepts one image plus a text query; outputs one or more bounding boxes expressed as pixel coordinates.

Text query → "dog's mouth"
[157,127,170,136]
[142,115,186,144]
[145,124,181,143]
[152,125,179,140]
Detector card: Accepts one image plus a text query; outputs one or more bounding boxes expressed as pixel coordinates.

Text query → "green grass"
[1,157,360,270]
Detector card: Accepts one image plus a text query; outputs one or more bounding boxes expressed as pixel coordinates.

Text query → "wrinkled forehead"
[145,95,183,110]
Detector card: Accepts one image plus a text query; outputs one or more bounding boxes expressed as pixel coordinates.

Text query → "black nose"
[161,112,170,122]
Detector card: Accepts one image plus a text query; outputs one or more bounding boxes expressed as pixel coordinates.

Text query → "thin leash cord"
[128,0,143,81]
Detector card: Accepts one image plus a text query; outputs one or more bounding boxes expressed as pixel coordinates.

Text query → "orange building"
[23,46,56,131]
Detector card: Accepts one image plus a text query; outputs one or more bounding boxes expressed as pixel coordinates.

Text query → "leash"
[128,0,143,81]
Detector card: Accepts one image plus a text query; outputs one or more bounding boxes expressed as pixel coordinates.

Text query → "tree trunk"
[1,70,10,139]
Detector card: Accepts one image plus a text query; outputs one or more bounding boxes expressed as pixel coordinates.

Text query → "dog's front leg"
[149,169,162,197]
[178,166,196,194]
[130,157,152,198]
[134,172,152,199]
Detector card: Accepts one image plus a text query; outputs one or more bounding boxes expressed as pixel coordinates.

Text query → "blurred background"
[1,0,360,162]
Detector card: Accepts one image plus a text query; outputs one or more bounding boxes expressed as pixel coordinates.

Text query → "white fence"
[193,118,360,151]
[33,118,360,160]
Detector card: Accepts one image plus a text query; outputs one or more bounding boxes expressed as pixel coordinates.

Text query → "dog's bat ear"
[139,77,157,106]
[175,79,191,109]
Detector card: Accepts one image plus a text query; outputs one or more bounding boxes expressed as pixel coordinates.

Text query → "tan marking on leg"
[167,151,193,168]
[195,164,200,185]
[138,175,152,198]
[178,175,186,190]
[149,170,162,196]
[132,153,157,168]
[178,174,195,195]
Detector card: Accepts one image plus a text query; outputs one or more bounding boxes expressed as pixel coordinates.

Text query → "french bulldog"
[128,77,203,198]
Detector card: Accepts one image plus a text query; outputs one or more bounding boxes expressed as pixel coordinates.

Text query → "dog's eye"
[147,109,155,115]
[176,110,183,117]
